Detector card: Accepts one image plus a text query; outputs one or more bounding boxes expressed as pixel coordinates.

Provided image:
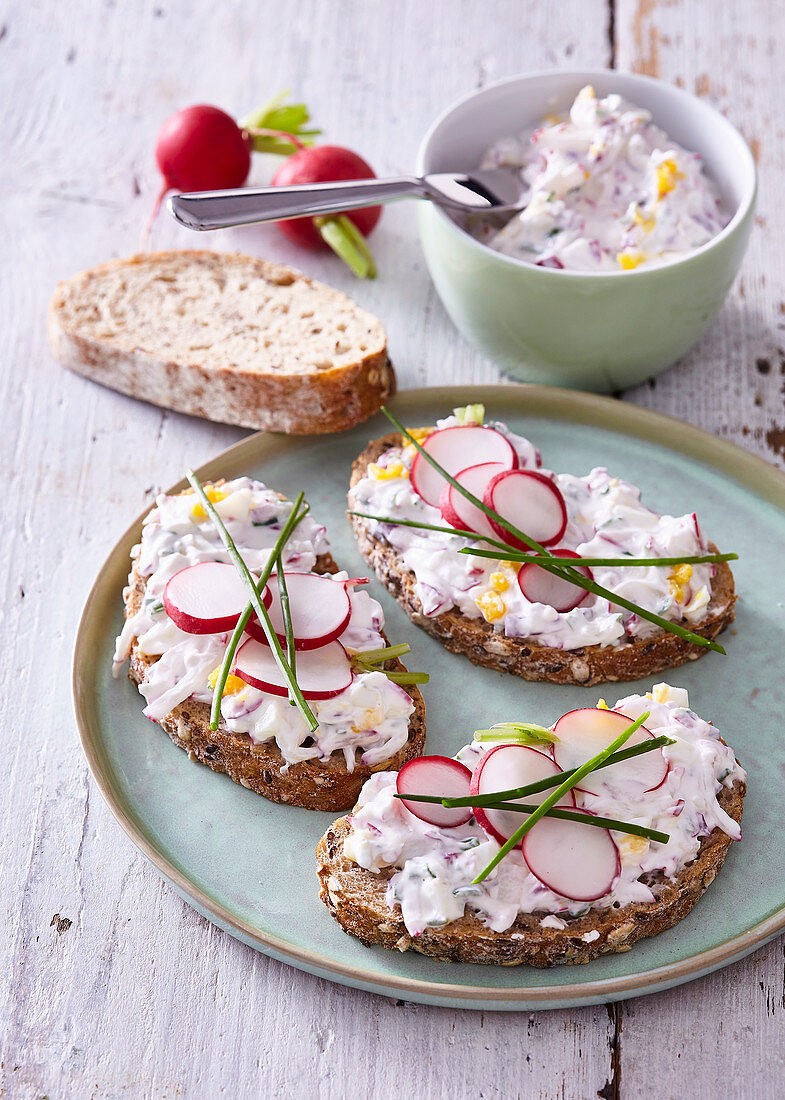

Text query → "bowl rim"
[415,68,758,280]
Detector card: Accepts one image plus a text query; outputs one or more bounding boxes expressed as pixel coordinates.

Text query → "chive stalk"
[473,722,557,745]
[523,555,726,653]
[347,510,513,553]
[353,643,412,664]
[186,474,318,732]
[459,547,738,568]
[352,642,430,686]
[277,564,297,707]
[471,713,649,883]
[207,497,310,728]
[477,802,669,845]
[350,510,735,571]
[378,407,726,654]
[393,735,674,808]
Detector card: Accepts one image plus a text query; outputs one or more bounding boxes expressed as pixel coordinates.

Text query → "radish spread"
[476,85,727,271]
[350,412,716,651]
[342,685,744,935]
[114,478,414,770]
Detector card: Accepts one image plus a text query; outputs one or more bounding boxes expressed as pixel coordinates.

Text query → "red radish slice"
[245,572,352,650]
[552,708,667,796]
[470,745,575,846]
[518,549,592,612]
[234,638,352,700]
[396,756,473,828]
[439,462,507,539]
[483,469,567,550]
[163,562,271,635]
[522,813,620,901]
[409,426,518,507]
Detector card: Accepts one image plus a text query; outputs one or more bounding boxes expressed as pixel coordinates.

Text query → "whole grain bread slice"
[349,434,736,686]
[125,549,425,812]
[316,777,744,967]
[49,250,395,434]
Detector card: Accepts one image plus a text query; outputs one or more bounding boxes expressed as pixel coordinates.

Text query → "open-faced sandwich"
[348,405,737,685]
[114,473,426,811]
[316,684,745,966]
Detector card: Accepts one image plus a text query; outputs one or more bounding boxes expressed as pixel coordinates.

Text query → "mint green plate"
[73,385,785,1011]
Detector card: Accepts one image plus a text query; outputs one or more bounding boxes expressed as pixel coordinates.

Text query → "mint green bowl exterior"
[416,71,757,391]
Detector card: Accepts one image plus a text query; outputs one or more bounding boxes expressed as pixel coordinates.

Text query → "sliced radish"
[234,638,352,699]
[518,549,592,612]
[552,708,667,796]
[245,571,352,650]
[396,756,473,828]
[409,426,518,507]
[483,469,567,550]
[470,744,575,846]
[439,462,507,539]
[163,562,271,635]
[522,813,620,901]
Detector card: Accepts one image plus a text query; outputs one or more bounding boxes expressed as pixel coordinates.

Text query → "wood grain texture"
[0,0,782,1096]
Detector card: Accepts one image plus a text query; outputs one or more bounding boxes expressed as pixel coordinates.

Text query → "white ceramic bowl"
[416,70,757,391]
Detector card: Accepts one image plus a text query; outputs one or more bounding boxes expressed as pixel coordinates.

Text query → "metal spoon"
[167,167,526,231]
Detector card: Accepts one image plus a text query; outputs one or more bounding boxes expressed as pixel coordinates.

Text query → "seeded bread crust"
[124,549,425,812]
[349,434,736,686]
[316,777,744,966]
[48,251,395,435]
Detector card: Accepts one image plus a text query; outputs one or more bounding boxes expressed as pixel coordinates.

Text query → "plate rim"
[73,382,785,1008]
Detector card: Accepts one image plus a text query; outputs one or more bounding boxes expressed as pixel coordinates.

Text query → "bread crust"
[349,434,736,686]
[48,251,396,435]
[125,550,425,812]
[316,778,745,967]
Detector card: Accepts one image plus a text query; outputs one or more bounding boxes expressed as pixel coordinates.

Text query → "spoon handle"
[168,176,425,230]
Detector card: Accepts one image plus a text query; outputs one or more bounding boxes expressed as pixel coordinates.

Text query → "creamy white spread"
[476,85,727,272]
[343,685,744,936]
[114,477,415,770]
[350,414,714,651]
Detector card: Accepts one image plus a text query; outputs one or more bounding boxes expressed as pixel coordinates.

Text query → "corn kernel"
[632,207,656,233]
[207,668,246,695]
[475,590,506,622]
[656,158,684,199]
[596,698,609,710]
[191,485,227,520]
[489,571,509,592]
[401,426,434,447]
[668,563,693,603]
[617,251,646,270]
[368,460,407,481]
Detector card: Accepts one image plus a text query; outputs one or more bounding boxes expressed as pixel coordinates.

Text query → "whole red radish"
[271,144,382,250]
[144,93,319,247]
[156,105,251,192]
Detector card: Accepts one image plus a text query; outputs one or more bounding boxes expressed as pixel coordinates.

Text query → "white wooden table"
[3,1,784,1095]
